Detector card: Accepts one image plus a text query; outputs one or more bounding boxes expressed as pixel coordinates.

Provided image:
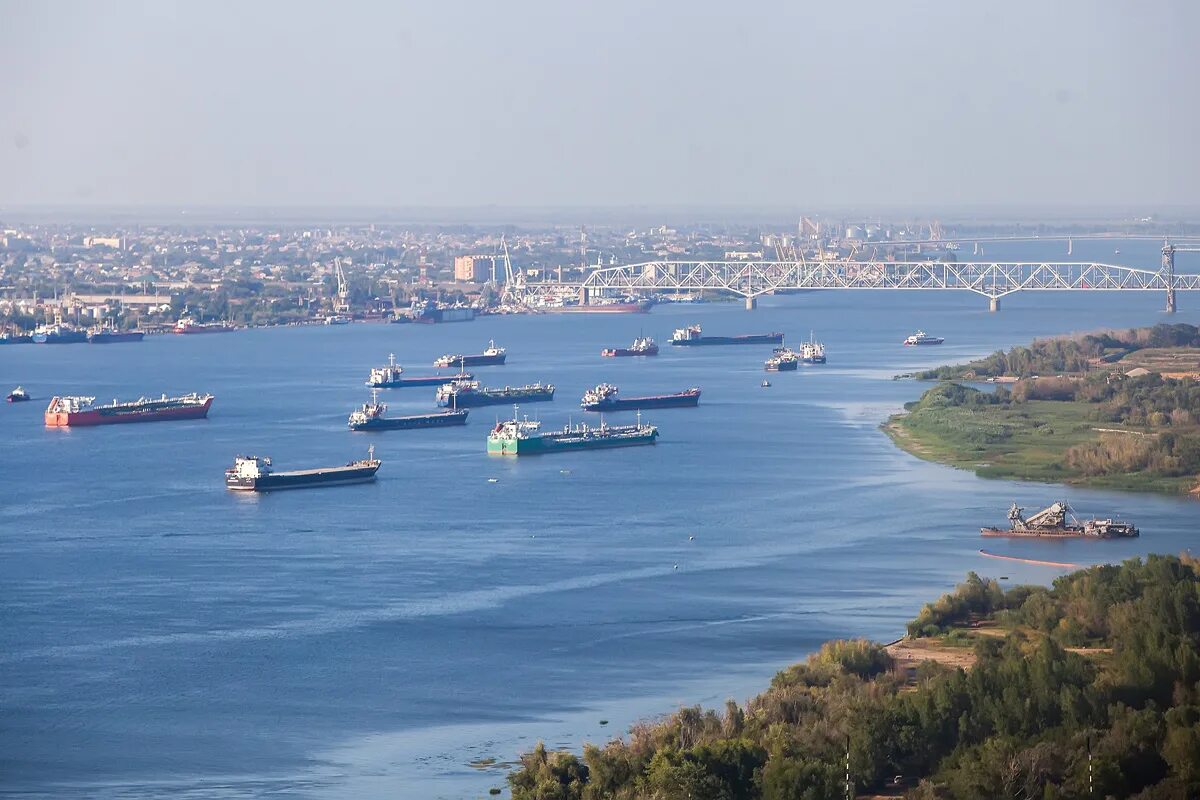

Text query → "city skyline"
[3,1,1198,211]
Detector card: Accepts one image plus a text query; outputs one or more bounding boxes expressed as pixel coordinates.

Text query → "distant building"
[454,255,494,283]
[84,236,126,250]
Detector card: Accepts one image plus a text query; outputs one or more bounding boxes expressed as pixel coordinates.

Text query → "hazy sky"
[2,1,1197,210]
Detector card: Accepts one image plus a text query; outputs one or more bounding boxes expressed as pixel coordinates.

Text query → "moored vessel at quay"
[435,380,554,408]
[44,393,214,427]
[225,448,381,491]
[348,391,469,431]
[87,322,145,343]
[536,298,652,314]
[32,322,88,344]
[174,316,236,334]
[980,502,1139,539]
[366,354,473,388]
[670,324,783,346]
[433,340,506,367]
[487,413,658,455]
[408,300,477,324]
[602,336,659,357]
[580,383,700,411]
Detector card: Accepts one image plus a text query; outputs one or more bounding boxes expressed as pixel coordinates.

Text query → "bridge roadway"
[520,259,1200,312]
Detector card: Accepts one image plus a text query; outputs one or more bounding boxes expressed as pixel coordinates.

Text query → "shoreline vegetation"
[885,324,1200,495]
[507,555,1200,799]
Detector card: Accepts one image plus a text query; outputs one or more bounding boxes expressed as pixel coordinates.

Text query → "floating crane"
[981,501,1138,538]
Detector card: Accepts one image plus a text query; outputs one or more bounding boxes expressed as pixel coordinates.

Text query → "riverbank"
[507,556,1200,799]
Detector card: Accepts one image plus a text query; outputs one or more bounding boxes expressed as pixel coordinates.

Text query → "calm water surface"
[1,239,1197,798]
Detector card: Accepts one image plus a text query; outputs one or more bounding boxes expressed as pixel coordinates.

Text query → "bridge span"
[550,257,1200,312]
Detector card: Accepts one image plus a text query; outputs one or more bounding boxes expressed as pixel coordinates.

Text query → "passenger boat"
[903,330,944,346]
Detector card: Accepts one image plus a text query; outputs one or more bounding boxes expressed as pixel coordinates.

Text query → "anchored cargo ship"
[798,333,827,364]
[765,349,799,372]
[87,322,145,343]
[7,386,30,403]
[580,383,700,411]
[175,316,235,334]
[436,380,554,408]
[602,336,659,357]
[348,391,469,431]
[366,353,473,388]
[670,324,783,346]
[225,447,381,491]
[487,413,658,455]
[433,340,506,367]
[44,393,213,427]
[980,502,1139,539]
[32,323,88,344]
[903,330,944,346]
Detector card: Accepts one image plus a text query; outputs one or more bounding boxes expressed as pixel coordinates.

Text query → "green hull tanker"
[487,415,658,455]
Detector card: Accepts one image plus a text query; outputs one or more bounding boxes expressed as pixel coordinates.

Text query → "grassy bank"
[884,394,1195,494]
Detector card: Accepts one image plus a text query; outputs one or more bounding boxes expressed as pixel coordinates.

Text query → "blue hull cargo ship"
[225,449,381,491]
[670,324,783,346]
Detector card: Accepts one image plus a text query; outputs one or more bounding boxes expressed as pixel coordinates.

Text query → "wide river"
[1,238,1196,799]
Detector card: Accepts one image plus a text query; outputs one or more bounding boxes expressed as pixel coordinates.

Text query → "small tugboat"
[366,353,473,388]
[7,386,30,403]
[580,383,700,411]
[602,336,659,357]
[980,502,1139,539]
[670,324,784,346]
[765,349,799,372]
[348,390,469,431]
[761,379,771,388]
[433,340,506,368]
[225,447,381,491]
[487,410,658,455]
[435,379,554,408]
[903,330,944,346]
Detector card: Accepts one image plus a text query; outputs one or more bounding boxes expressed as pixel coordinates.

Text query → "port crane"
[333,258,350,313]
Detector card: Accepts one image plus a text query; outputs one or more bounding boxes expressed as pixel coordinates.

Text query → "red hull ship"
[45,393,214,427]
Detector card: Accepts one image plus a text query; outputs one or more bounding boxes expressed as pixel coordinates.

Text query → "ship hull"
[438,389,553,408]
[88,331,145,343]
[539,301,651,314]
[903,340,944,346]
[582,392,700,411]
[369,372,473,388]
[0,335,33,345]
[488,430,658,455]
[979,526,1137,539]
[433,354,506,367]
[32,332,88,344]
[672,333,783,346]
[602,347,658,357]
[800,356,826,364]
[765,361,798,372]
[226,464,379,491]
[350,410,469,431]
[45,397,213,427]
[412,307,477,324]
[175,325,235,334]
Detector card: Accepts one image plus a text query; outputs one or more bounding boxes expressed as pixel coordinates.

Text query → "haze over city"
[2,0,1199,212]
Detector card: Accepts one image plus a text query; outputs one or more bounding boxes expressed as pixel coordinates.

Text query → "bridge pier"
[988,296,1000,313]
[745,296,757,311]
[1167,289,1176,314]
[579,286,590,306]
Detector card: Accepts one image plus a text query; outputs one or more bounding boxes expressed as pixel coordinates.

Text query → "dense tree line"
[509,556,1200,799]
[916,324,1200,380]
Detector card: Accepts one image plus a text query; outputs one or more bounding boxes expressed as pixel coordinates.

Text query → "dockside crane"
[333,258,350,313]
